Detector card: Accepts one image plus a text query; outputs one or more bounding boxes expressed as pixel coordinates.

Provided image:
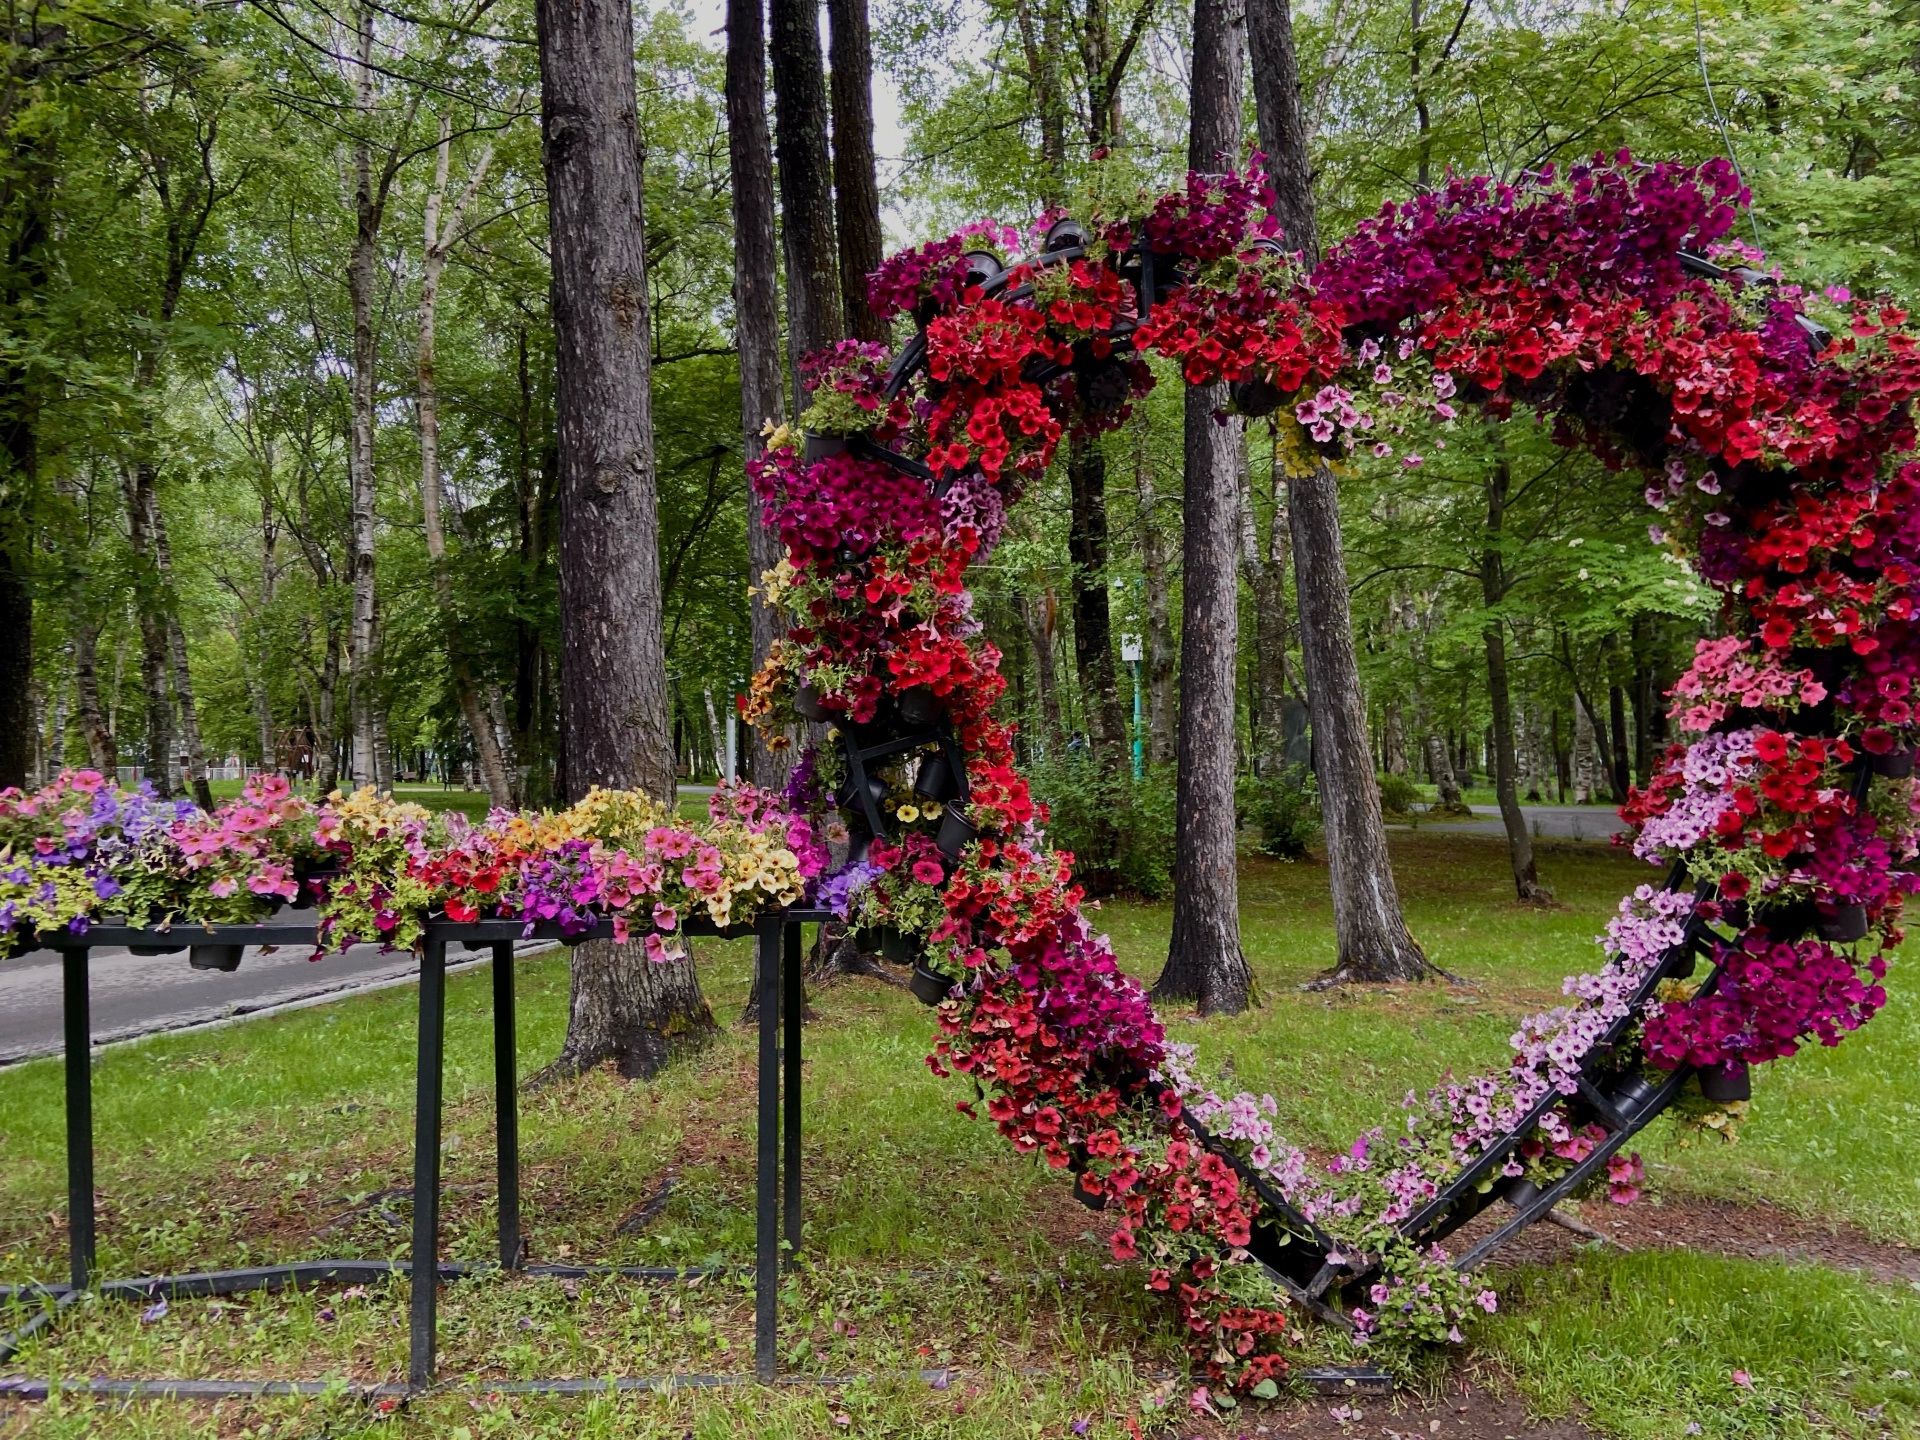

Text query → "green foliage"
[1377,771,1422,819]
[1241,767,1320,860]
[1025,754,1177,898]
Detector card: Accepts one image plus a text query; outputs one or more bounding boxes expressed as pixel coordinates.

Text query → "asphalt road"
[1421,803,1628,842]
[0,937,549,1067]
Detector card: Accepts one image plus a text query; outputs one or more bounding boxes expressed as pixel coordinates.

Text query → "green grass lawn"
[1,832,1915,1437]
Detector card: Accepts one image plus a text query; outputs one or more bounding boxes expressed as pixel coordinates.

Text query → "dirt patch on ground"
[1172,1372,1592,1438]
[1456,1191,1920,1286]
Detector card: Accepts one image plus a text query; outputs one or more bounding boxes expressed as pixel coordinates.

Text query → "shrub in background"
[1025,753,1178,898]
[1242,767,1320,860]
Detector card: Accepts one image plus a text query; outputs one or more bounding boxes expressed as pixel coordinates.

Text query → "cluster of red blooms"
[754,151,1920,1392]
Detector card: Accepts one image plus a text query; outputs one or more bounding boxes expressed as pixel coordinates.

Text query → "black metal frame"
[0,908,831,1390]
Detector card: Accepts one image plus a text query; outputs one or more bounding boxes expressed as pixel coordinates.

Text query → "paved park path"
[1420,803,1628,843]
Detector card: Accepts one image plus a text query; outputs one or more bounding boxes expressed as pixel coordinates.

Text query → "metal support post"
[783,921,803,1259]
[754,915,782,1382]
[491,941,521,1268]
[62,948,94,1292]
[408,940,448,1388]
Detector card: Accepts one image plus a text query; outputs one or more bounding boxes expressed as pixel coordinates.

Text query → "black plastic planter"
[1230,375,1286,417]
[1873,747,1916,779]
[909,961,951,1006]
[803,433,850,466]
[1608,1073,1658,1115]
[1816,902,1869,943]
[1698,1061,1751,1103]
[129,939,187,956]
[897,686,945,727]
[936,805,979,862]
[835,774,888,815]
[793,684,830,722]
[189,943,244,972]
[1070,1173,1109,1212]
[871,926,918,966]
[1502,1177,1542,1209]
[914,753,958,803]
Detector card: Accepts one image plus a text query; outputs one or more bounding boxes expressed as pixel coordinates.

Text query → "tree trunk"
[770,0,843,385]
[1608,668,1632,800]
[1423,728,1462,809]
[1292,460,1436,983]
[1133,424,1177,769]
[315,625,342,793]
[1238,437,1292,775]
[119,459,177,796]
[345,3,383,788]
[537,0,716,1079]
[826,0,887,341]
[1481,454,1547,901]
[1068,441,1128,770]
[1246,0,1318,262]
[1021,590,1065,752]
[1156,0,1251,1014]
[418,118,514,808]
[726,0,792,790]
[74,618,116,771]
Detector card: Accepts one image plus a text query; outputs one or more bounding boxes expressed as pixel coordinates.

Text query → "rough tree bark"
[1293,460,1438,983]
[1239,435,1292,774]
[1246,0,1319,263]
[770,0,843,387]
[1068,447,1129,769]
[417,117,514,808]
[537,0,717,1079]
[726,0,792,792]
[1021,589,1066,752]
[1154,0,1252,1015]
[826,0,888,341]
[1133,415,1177,767]
[1251,0,1433,981]
[1481,452,1549,902]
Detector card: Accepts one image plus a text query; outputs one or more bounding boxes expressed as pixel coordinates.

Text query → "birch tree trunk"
[826,0,887,341]
[1156,0,1252,1015]
[726,0,792,790]
[345,3,382,787]
[74,618,116,771]
[537,0,716,1079]
[418,117,514,808]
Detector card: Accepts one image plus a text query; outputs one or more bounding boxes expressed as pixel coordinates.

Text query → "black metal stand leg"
[754,916,781,1383]
[491,941,521,1269]
[783,923,802,1261]
[62,948,94,1292]
[409,940,448,1389]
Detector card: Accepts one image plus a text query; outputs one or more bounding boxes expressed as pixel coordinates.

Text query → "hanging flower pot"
[867,925,918,966]
[189,943,244,973]
[129,938,187,956]
[909,960,951,1006]
[835,774,888,819]
[936,804,980,862]
[897,685,945,728]
[1230,375,1286,418]
[289,857,339,910]
[803,433,850,466]
[1042,217,1088,254]
[793,684,830,722]
[913,752,958,803]
[1698,1061,1751,1103]
[1815,902,1868,943]
[1872,746,1916,779]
